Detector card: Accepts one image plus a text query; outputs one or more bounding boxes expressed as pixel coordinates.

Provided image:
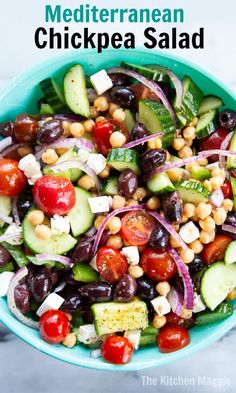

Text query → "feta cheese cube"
[4,223,23,245]
[86,153,106,175]
[77,148,90,163]
[193,292,206,313]
[124,330,141,350]
[88,196,111,214]
[90,70,113,95]
[18,154,42,185]
[0,272,15,297]
[36,293,65,317]
[50,214,70,236]
[89,253,98,271]
[121,246,140,265]
[179,221,200,244]
[151,296,171,317]
[78,324,99,344]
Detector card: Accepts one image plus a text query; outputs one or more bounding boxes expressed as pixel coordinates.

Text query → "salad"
[0,61,236,365]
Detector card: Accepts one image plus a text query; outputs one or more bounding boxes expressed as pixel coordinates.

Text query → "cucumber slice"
[121,62,169,83]
[64,64,90,118]
[22,209,77,255]
[107,148,140,175]
[198,95,224,116]
[123,109,136,133]
[175,180,211,205]
[195,303,233,325]
[147,172,175,195]
[190,166,211,181]
[100,176,118,196]
[92,301,148,335]
[67,187,94,237]
[139,100,175,148]
[225,241,236,264]
[230,177,236,210]
[200,262,236,310]
[174,76,203,125]
[0,262,14,274]
[39,102,55,115]
[40,78,65,113]
[196,109,218,139]
[72,263,98,283]
[0,196,11,228]
[226,128,236,169]
[43,148,83,182]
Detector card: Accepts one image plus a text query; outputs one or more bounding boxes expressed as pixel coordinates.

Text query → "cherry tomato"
[101,335,133,364]
[93,120,129,156]
[202,234,232,265]
[96,246,128,283]
[157,325,190,353]
[199,127,229,162]
[130,83,160,101]
[33,175,76,216]
[221,179,233,199]
[165,312,195,330]
[121,211,156,246]
[39,310,70,344]
[0,159,27,197]
[141,248,177,282]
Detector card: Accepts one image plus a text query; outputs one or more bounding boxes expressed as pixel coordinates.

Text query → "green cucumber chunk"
[200,262,236,310]
[225,241,236,264]
[40,78,65,113]
[67,187,94,237]
[43,148,83,182]
[195,303,233,325]
[226,128,236,170]
[121,62,169,83]
[174,76,203,125]
[72,263,99,283]
[147,172,175,195]
[107,148,140,175]
[123,109,136,133]
[139,99,175,148]
[230,177,236,210]
[2,242,29,268]
[100,176,118,196]
[190,166,211,181]
[0,262,14,273]
[174,180,211,205]
[22,209,77,254]
[39,102,55,115]
[139,334,157,346]
[198,95,224,116]
[0,196,11,228]
[142,325,159,335]
[92,301,148,335]
[196,109,218,139]
[64,64,90,118]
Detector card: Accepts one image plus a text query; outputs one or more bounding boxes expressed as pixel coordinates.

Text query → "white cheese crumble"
[90,70,113,96]
[78,324,99,345]
[36,293,65,317]
[121,246,140,265]
[0,272,15,297]
[18,154,42,185]
[88,196,111,214]
[124,330,141,350]
[151,296,171,317]
[89,253,98,271]
[50,214,70,236]
[179,221,200,244]
[193,292,206,313]
[4,223,23,245]
[86,153,106,175]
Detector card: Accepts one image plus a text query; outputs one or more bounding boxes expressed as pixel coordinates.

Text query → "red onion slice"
[12,197,21,226]
[219,131,234,168]
[0,212,13,225]
[36,254,73,268]
[7,267,39,330]
[222,224,236,235]
[168,247,194,310]
[148,211,188,251]
[107,67,176,125]
[35,138,94,160]
[167,287,183,316]
[0,137,13,153]
[210,188,224,208]
[123,132,164,149]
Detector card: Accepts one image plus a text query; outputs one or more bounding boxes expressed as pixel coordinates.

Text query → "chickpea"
[89,106,99,119]
[202,179,212,192]
[109,103,120,116]
[170,235,181,248]
[178,145,193,159]
[183,203,196,218]
[153,315,167,329]
[128,265,144,279]
[69,122,85,138]
[148,137,162,150]
[183,126,196,141]
[98,166,110,179]
[56,147,69,156]
[28,210,45,226]
[156,282,170,297]
[211,167,225,178]
[95,116,106,123]
[185,163,199,172]
[63,332,77,348]
[94,96,109,112]
[112,195,126,210]
[17,145,33,158]
[180,308,193,319]
[199,216,215,233]
[181,214,189,224]
[132,187,147,202]
[113,108,126,122]
[222,199,233,211]
[146,196,161,210]
[62,121,71,136]
[107,217,122,235]
[107,234,123,249]
[197,157,208,166]
[226,288,236,301]
[200,230,212,244]
[94,215,106,230]
[35,224,52,240]
[42,149,58,165]
[213,208,227,226]
[189,239,203,254]
[109,131,126,148]
[172,137,185,151]
[180,248,194,264]
[126,198,139,206]
[167,168,183,182]
[195,202,212,220]
[189,117,198,127]
[83,119,95,133]
[78,174,95,190]
[210,176,224,190]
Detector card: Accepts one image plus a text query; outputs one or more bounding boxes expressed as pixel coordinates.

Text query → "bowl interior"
[0,49,235,371]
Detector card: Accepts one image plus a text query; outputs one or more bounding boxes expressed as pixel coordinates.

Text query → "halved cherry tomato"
[201,234,232,265]
[157,325,190,353]
[93,120,129,156]
[101,335,133,364]
[140,248,177,281]
[96,246,128,283]
[165,312,195,330]
[39,310,70,344]
[33,175,76,216]
[130,83,160,101]
[0,158,27,197]
[221,179,233,199]
[121,211,156,246]
[199,127,229,162]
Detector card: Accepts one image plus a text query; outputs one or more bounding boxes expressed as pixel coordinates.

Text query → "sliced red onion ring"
[35,138,94,160]
[167,287,183,316]
[222,224,236,235]
[0,137,13,153]
[210,188,224,208]
[92,204,146,254]
[7,267,39,329]
[36,254,73,268]
[148,211,188,251]
[50,160,101,191]
[107,67,176,125]
[123,132,164,149]
[85,226,97,237]
[90,349,102,359]
[219,131,234,168]
[0,212,13,225]
[168,247,194,310]
[12,197,21,226]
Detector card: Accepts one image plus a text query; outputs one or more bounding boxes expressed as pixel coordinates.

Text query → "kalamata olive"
[0,121,14,138]
[110,86,135,109]
[65,272,80,286]
[162,192,183,224]
[15,283,31,314]
[224,212,236,227]
[79,282,113,303]
[188,256,205,275]
[113,274,137,302]
[82,305,93,323]
[17,192,34,219]
[72,240,93,264]
[219,110,236,129]
[118,169,138,197]
[136,277,157,300]
[30,273,52,303]
[41,267,58,287]
[149,224,169,250]
[140,149,166,173]
[0,245,11,267]
[109,73,131,87]
[37,120,63,144]
[130,122,147,152]
[61,293,82,313]
[14,114,38,143]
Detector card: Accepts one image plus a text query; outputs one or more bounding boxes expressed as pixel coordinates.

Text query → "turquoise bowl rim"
[0,48,235,371]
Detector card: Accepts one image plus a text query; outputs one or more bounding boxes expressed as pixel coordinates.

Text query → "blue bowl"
[0,49,235,371]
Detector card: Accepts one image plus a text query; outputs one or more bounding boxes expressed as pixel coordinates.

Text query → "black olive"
[110,86,135,109]
[118,169,138,197]
[140,149,166,173]
[219,109,236,129]
[162,192,183,224]
[37,120,63,144]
